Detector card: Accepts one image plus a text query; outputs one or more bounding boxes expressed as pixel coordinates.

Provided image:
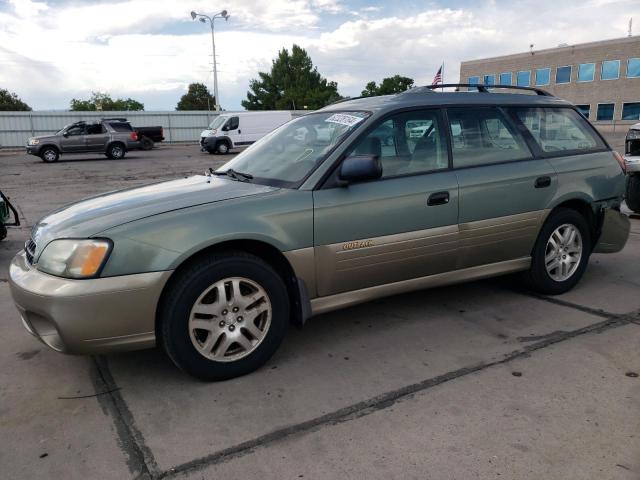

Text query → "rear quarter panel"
[546,151,626,207]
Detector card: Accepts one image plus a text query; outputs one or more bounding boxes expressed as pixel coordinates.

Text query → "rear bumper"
[625,155,640,173]
[8,251,172,354]
[594,207,630,254]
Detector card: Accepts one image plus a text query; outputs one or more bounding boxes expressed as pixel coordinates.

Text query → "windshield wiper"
[211,168,253,182]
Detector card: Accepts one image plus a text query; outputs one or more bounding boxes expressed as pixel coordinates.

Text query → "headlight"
[627,130,640,140]
[37,239,112,279]
[208,129,217,136]
[28,138,40,145]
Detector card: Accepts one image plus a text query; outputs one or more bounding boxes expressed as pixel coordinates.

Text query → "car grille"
[25,238,36,265]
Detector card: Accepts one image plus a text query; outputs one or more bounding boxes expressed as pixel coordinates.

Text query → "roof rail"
[101,117,129,122]
[423,84,554,96]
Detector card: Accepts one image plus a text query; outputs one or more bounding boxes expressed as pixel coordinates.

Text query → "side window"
[447,107,531,168]
[512,107,604,153]
[86,124,105,135]
[347,110,448,178]
[65,125,86,136]
[226,116,239,130]
[109,122,133,132]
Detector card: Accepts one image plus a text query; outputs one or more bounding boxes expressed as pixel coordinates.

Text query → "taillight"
[131,132,138,141]
[612,151,626,173]
[160,127,164,137]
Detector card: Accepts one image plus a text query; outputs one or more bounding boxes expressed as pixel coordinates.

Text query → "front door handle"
[427,191,450,206]
[535,176,551,188]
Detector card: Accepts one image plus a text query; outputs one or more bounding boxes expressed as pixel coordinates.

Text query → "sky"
[0,0,638,111]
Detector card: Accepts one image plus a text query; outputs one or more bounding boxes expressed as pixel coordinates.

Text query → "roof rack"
[101,117,129,122]
[423,84,553,96]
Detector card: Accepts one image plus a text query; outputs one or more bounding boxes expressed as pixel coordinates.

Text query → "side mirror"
[339,155,382,184]
[62,132,69,137]
[221,125,229,131]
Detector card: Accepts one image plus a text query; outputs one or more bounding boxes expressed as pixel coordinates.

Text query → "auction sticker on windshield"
[325,113,366,127]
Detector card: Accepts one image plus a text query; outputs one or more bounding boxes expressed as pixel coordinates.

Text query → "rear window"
[511,107,604,154]
[108,122,133,132]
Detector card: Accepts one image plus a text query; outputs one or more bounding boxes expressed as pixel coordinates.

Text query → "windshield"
[56,124,73,135]
[208,116,228,130]
[217,111,369,187]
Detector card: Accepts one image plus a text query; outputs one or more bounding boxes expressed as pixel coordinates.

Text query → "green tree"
[361,75,414,97]
[69,92,144,111]
[176,83,216,110]
[0,88,31,111]
[242,45,341,110]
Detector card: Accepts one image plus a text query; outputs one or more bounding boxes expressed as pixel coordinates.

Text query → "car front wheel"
[40,147,59,163]
[159,252,289,381]
[216,141,230,154]
[525,208,591,295]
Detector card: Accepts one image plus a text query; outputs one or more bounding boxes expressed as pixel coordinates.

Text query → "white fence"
[0,110,309,148]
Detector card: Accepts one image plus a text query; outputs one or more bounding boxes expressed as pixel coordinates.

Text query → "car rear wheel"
[216,141,230,154]
[107,143,126,160]
[140,136,154,151]
[40,147,59,163]
[159,252,289,381]
[524,208,591,295]
[626,175,640,213]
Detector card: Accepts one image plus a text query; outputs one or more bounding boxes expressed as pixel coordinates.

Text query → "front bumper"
[625,155,640,173]
[25,145,41,156]
[8,251,172,354]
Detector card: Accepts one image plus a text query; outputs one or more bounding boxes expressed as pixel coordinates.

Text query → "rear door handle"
[535,176,551,188]
[427,191,450,206]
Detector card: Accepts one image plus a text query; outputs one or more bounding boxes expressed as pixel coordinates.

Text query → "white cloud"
[0,0,638,110]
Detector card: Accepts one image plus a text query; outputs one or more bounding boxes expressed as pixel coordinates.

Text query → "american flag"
[431,65,443,86]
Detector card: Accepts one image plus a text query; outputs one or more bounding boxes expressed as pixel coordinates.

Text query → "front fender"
[97,189,313,277]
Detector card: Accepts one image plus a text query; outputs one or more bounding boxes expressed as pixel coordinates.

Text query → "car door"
[312,108,459,297]
[60,124,87,152]
[85,123,109,151]
[222,116,241,146]
[447,106,558,270]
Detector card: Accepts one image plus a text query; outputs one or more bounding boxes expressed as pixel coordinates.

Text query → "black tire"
[159,251,289,381]
[216,141,230,154]
[40,147,59,163]
[106,143,126,160]
[0,224,6,241]
[626,175,640,213]
[140,136,154,151]
[524,208,591,295]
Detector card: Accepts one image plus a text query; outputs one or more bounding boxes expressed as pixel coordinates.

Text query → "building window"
[483,74,495,86]
[516,70,531,87]
[499,72,512,85]
[535,68,550,86]
[601,60,620,80]
[575,105,591,118]
[622,103,640,120]
[628,58,640,78]
[596,103,615,121]
[556,65,572,84]
[577,63,595,82]
[468,76,479,91]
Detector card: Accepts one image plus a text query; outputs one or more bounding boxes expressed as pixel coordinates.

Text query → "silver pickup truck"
[26,118,140,162]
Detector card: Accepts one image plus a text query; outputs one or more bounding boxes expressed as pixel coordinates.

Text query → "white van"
[200,111,293,154]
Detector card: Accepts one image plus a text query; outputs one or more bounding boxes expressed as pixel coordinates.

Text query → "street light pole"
[191,10,229,112]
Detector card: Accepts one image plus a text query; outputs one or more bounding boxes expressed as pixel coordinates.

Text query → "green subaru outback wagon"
[9,85,630,380]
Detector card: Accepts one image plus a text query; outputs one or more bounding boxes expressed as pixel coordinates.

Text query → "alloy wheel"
[188,277,272,362]
[544,223,583,282]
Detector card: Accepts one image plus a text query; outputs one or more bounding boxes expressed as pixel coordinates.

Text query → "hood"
[31,175,277,253]
[31,134,60,141]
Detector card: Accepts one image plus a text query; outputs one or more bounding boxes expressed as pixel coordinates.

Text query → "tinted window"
[622,103,640,120]
[87,123,105,134]
[516,70,531,87]
[535,68,550,86]
[575,104,591,119]
[601,60,620,80]
[556,66,572,84]
[499,72,512,85]
[597,103,615,121]
[448,107,531,168]
[226,116,239,130]
[514,108,603,153]
[109,122,133,132]
[483,74,495,86]
[628,58,640,78]
[65,124,86,136]
[578,63,595,82]
[347,110,448,178]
